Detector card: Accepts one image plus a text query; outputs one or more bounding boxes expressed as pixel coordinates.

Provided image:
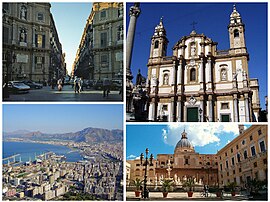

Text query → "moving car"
[8,81,30,93]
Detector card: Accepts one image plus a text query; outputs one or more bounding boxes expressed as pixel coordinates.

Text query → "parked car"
[111,79,122,90]
[83,80,94,89]
[22,80,43,89]
[8,81,30,93]
[93,80,103,90]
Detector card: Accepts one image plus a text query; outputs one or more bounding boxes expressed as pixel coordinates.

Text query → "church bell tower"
[228,5,247,54]
[149,17,169,58]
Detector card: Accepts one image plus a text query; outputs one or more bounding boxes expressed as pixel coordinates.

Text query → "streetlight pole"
[140,148,153,199]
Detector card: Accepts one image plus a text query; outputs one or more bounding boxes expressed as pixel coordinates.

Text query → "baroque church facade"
[147,5,260,122]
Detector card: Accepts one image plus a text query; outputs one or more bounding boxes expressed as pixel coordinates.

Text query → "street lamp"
[199,108,203,122]
[140,148,153,199]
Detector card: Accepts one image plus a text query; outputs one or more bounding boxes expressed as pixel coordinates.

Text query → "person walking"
[74,77,80,93]
[103,78,110,97]
[57,78,63,91]
[79,77,83,92]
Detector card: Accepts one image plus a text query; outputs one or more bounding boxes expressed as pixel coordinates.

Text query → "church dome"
[174,130,194,153]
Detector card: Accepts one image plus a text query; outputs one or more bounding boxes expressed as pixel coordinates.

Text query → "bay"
[3,141,84,164]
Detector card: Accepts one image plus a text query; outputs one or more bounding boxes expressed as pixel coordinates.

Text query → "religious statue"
[20,29,26,42]
[191,43,196,56]
[136,69,142,86]
[221,69,227,81]
[20,5,27,20]
[163,74,169,85]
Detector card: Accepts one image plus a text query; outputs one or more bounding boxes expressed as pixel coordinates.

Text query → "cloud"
[161,123,239,147]
[127,154,137,160]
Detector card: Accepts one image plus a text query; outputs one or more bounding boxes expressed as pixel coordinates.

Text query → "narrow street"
[4,85,122,102]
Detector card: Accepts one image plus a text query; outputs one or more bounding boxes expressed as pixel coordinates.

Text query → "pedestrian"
[57,78,63,91]
[79,77,83,92]
[74,77,80,93]
[103,78,110,97]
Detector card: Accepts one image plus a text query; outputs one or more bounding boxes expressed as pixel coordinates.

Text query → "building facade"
[147,5,260,122]
[127,130,219,187]
[72,2,123,80]
[217,125,268,187]
[2,3,65,83]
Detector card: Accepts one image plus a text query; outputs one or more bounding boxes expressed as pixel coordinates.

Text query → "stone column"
[126,3,141,78]
[199,96,204,122]
[12,20,16,44]
[170,97,175,122]
[108,23,112,46]
[207,59,212,89]
[244,93,250,122]
[233,94,239,122]
[177,99,182,122]
[32,26,36,47]
[207,94,213,122]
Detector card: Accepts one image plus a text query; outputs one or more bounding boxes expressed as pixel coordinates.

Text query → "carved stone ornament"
[189,96,197,105]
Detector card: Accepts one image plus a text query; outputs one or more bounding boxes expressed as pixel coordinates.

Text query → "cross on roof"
[190,21,198,31]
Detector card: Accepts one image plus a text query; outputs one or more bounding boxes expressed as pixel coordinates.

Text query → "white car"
[8,81,30,93]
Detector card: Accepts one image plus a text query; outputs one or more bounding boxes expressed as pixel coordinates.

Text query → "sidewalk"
[126,191,249,201]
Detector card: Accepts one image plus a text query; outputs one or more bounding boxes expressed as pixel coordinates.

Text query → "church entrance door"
[187,107,198,122]
[221,114,230,122]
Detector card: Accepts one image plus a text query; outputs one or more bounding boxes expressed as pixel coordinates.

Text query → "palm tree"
[183,178,195,197]
[131,178,143,197]
[161,179,174,198]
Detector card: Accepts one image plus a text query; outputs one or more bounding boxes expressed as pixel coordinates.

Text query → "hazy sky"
[50,2,93,75]
[127,3,267,109]
[126,124,253,159]
[3,104,123,133]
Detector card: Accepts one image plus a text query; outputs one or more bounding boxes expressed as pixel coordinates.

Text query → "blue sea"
[3,141,84,164]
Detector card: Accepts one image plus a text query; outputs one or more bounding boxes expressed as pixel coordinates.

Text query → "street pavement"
[3,85,123,102]
[126,191,249,201]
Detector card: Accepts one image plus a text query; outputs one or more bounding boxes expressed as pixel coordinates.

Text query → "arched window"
[154,40,159,49]
[220,68,227,81]
[190,68,196,81]
[135,169,140,176]
[163,73,169,85]
[234,29,239,38]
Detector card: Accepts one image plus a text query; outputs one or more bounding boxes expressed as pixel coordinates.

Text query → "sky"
[3,104,123,133]
[126,123,253,160]
[50,2,93,75]
[127,3,267,109]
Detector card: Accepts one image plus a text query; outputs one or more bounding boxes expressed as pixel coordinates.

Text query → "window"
[101,55,108,63]
[37,13,44,21]
[239,168,242,172]
[250,135,253,141]
[236,145,239,150]
[231,157,235,166]
[100,32,107,47]
[221,103,229,109]
[3,27,9,43]
[237,153,241,162]
[227,172,229,176]
[185,159,189,165]
[242,140,246,145]
[35,56,44,64]
[244,150,248,159]
[100,10,106,18]
[136,164,140,167]
[225,152,227,157]
[220,164,223,171]
[3,3,9,11]
[259,141,266,152]
[251,146,256,156]
[231,148,233,153]
[162,105,168,111]
[35,34,45,48]
[154,41,159,49]
[254,162,257,168]
[234,29,239,38]
[117,26,123,41]
[233,170,235,174]
[190,68,196,81]
[221,68,227,81]
[163,74,169,85]
[263,158,267,165]
[258,129,262,135]
[226,160,228,168]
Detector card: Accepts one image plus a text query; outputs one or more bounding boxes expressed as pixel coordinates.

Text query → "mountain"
[3,127,123,144]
